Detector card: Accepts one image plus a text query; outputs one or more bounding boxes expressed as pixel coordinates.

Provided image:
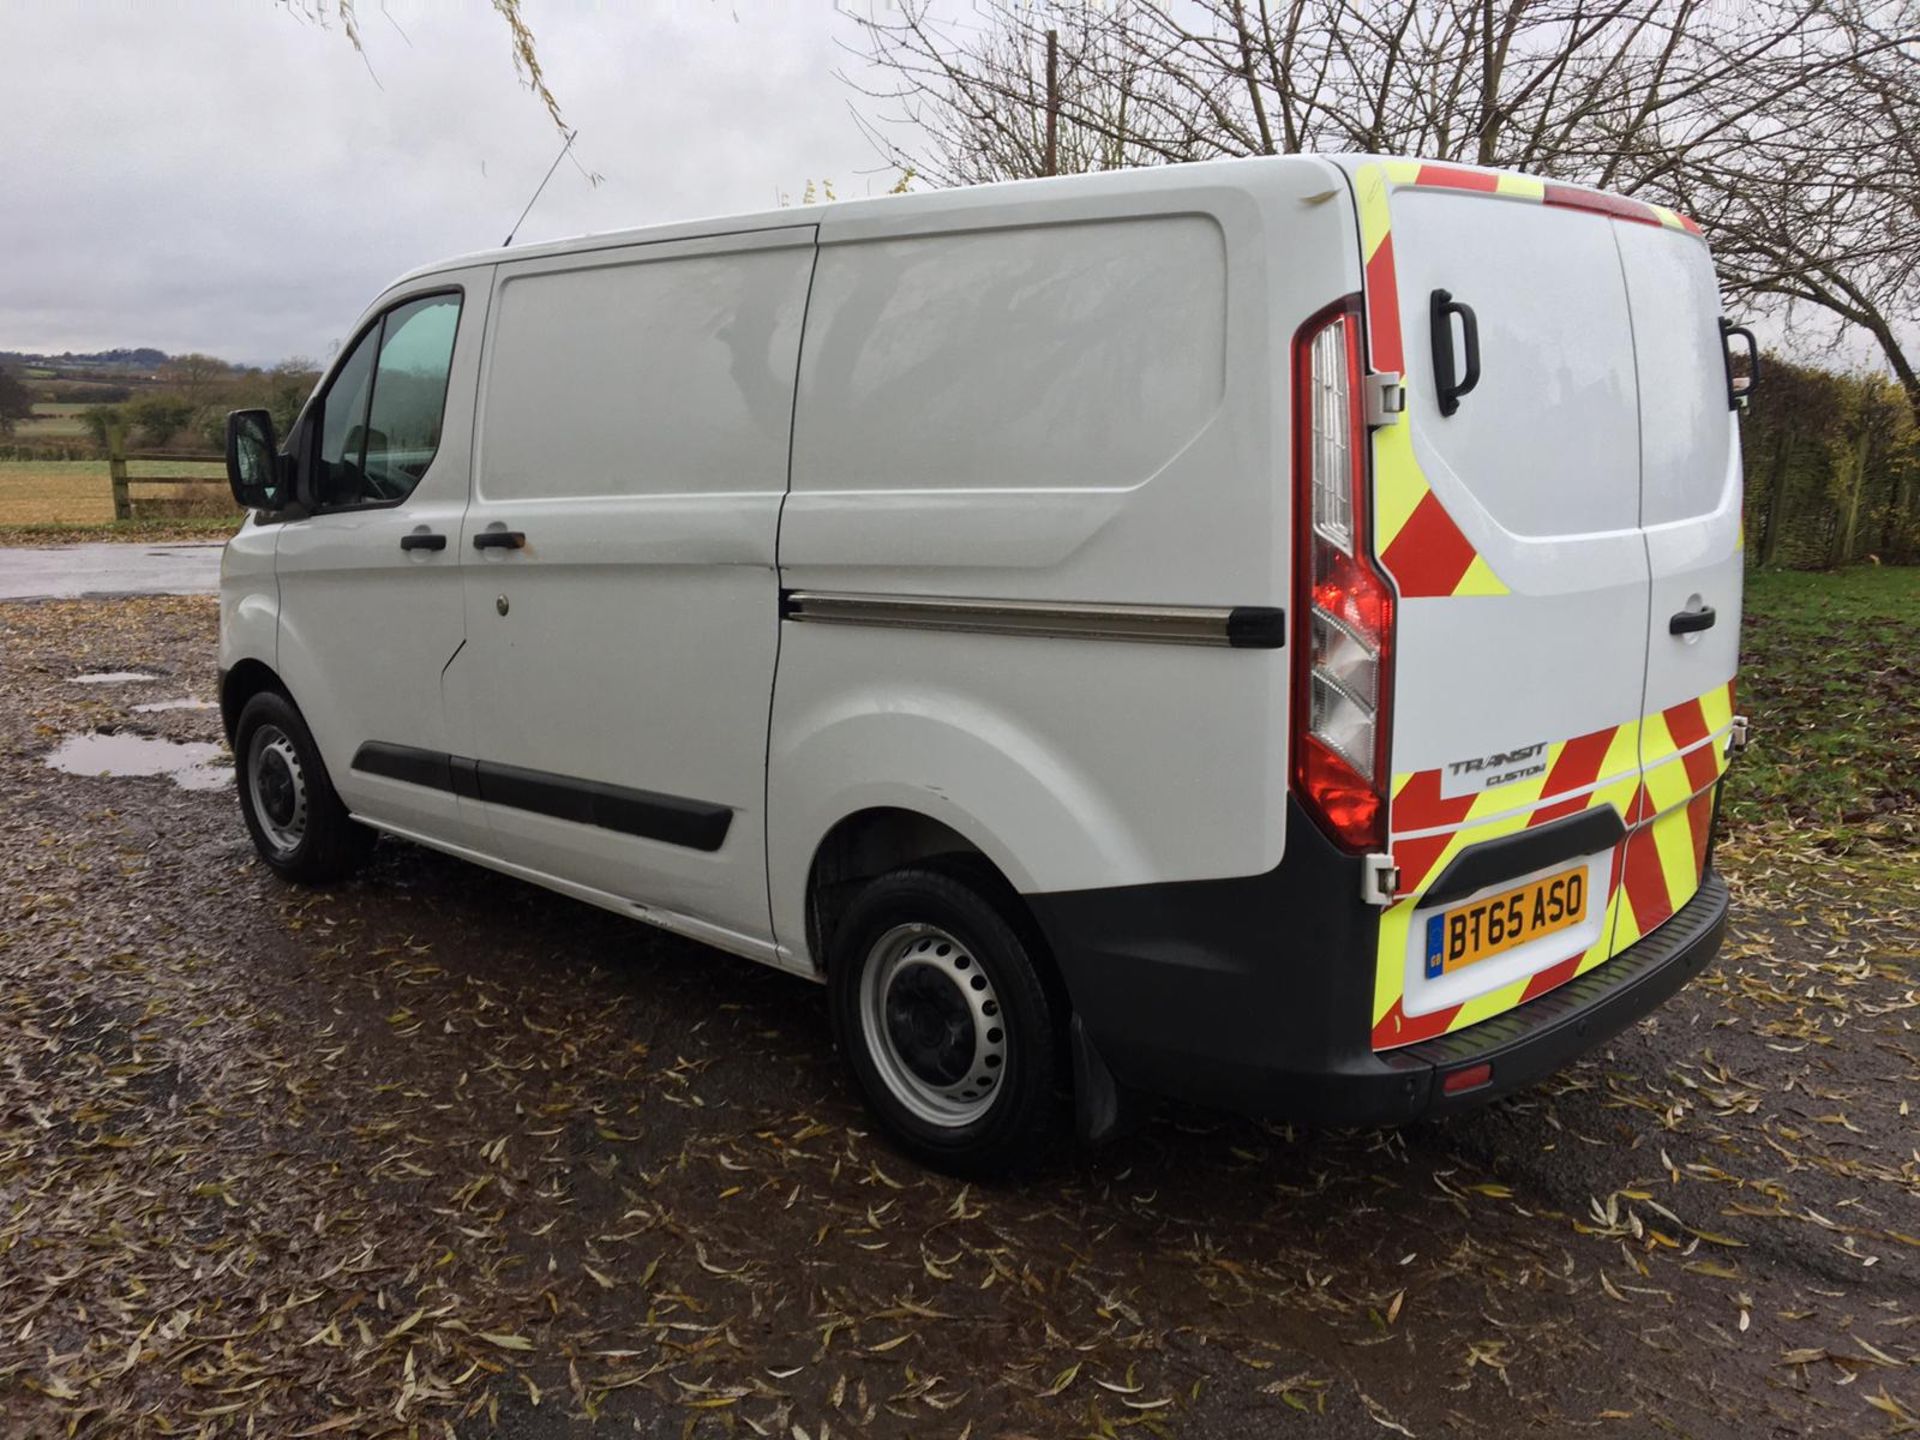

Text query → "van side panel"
[443,228,816,945]
[217,516,279,684]
[770,161,1360,966]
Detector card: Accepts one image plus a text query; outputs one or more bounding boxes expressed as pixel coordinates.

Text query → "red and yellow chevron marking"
[1615,681,1735,947]
[1371,847,1628,1050]
[1387,715,1641,895]
[1354,161,1509,601]
[1371,712,1640,1049]
[1370,679,1734,1051]
[1352,161,1703,601]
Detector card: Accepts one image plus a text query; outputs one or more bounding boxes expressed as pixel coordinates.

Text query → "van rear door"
[1613,220,1742,949]
[1337,161,1657,1050]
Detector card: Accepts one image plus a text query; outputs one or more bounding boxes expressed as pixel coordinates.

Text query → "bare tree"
[288,0,565,130]
[1669,1,1920,420]
[162,353,230,412]
[844,0,1920,421]
[0,366,32,437]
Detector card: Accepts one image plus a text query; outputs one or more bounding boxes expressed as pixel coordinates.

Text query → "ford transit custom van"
[220,155,1749,1172]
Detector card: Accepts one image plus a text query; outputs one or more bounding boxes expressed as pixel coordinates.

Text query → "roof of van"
[384,152,1342,292]
[383,152,1700,296]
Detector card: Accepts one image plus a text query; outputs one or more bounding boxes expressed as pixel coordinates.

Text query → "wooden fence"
[105,428,232,520]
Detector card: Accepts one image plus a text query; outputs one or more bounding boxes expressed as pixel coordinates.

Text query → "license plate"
[1425,866,1588,979]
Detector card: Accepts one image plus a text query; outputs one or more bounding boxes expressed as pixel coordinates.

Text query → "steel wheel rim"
[859,923,1007,1128]
[247,724,308,857]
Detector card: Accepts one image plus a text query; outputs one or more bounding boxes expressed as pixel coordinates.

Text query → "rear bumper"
[1382,872,1725,1122]
[1029,803,1727,1128]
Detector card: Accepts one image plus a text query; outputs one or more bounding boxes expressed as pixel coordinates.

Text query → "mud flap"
[1071,1013,1129,1145]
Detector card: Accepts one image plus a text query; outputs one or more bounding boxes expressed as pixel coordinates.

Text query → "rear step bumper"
[1032,805,1728,1129]
[1384,872,1727,1121]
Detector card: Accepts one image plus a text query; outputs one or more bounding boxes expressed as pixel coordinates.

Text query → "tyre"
[828,865,1062,1175]
[233,690,374,884]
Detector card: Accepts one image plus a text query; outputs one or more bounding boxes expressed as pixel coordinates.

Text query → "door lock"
[496,594,510,617]
[1362,853,1400,907]
[1364,371,1405,427]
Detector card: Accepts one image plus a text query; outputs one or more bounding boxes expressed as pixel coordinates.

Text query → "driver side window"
[313,292,461,509]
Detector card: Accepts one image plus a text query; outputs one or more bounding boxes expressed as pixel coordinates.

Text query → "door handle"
[399,531,447,551]
[1430,288,1482,417]
[473,530,526,551]
[1669,604,1717,635]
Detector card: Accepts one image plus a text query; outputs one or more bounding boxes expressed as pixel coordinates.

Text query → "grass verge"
[1728,565,1920,851]
[0,459,234,525]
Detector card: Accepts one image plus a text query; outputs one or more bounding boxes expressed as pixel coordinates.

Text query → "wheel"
[829,866,1062,1175]
[233,690,374,884]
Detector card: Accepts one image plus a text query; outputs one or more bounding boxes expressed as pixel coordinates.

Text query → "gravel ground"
[0,596,1914,1439]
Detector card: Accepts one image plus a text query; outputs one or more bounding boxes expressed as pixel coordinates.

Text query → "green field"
[0,458,234,525]
[18,402,91,438]
[1728,565,1920,849]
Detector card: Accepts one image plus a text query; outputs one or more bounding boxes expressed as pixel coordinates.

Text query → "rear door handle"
[473,530,527,551]
[400,531,446,552]
[1669,604,1717,635]
[1430,288,1482,417]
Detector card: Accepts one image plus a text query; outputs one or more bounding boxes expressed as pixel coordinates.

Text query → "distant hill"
[0,347,171,372]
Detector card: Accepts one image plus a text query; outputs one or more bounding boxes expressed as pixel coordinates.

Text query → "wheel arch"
[768,695,1156,971]
[805,807,1019,973]
[805,804,1076,1080]
[220,658,290,745]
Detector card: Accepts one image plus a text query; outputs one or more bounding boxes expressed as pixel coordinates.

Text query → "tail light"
[1292,298,1394,852]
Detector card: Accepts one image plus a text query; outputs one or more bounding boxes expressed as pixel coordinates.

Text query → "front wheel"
[234,690,374,884]
[829,867,1061,1175]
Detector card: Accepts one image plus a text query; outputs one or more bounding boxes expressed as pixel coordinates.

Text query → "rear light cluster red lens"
[1292,300,1395,853]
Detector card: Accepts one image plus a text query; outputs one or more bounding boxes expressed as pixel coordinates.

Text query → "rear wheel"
[829,867,1060,1174]
[234,690,374,884]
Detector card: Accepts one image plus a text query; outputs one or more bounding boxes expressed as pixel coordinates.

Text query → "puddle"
[132,697,217,713]
[44,732,232,790]
[70,671,159,685]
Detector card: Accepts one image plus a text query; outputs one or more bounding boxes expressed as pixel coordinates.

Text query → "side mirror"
[225,409,285,510]
[1720,319,1760,411]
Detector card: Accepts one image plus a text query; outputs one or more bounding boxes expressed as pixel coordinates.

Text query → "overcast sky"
[2,1,1898,376]
[1,1,909,365]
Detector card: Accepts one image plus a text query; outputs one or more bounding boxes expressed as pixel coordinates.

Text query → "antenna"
[503,129,577,248]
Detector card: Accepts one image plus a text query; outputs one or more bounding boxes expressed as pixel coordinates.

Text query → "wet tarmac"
[0,541,223,600]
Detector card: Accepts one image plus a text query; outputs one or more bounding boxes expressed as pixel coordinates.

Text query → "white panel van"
[220,156,1750,1172]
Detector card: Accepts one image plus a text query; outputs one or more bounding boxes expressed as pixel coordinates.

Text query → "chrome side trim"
[780,591,1285,648]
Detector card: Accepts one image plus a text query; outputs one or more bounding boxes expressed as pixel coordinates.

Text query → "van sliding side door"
[443,226,818,949]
